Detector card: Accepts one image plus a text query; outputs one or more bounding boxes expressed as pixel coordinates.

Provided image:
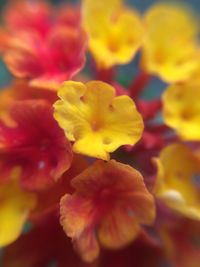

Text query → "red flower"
[0,99,73,190]
[2,1,87,89]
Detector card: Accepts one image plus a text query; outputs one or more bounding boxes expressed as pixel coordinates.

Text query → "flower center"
[91,119,103,131]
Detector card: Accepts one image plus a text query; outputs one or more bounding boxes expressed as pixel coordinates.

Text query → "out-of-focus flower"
[82,0,144,69]
[60,160,155,262]
[160,218,200,267]
[54,81,144,160]
[4,28,87,90]
[0,99,73,190]
[2,211,95,267]
[162,82,200,140]
[154,143,200,220]
[141,3,200,83]
[0,167,36,247]
[2,1,87,89]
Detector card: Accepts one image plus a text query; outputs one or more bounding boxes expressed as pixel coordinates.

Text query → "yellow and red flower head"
[141,3,200,83]
[54,80,144,160]
[0,99,73,190]
[60,160,155,262]
[154,143,200,220]
[0,0,199,265]
[2,1,87,89]
[82,0,144,69]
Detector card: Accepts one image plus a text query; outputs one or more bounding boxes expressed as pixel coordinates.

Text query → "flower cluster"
[0,0,200,266]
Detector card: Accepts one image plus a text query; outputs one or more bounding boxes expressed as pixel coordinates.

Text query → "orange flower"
[60,160,155,262]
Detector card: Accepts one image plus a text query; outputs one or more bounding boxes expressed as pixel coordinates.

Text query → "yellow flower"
[162,82,200,140]
[82,0,144,69]
[54,81,144,160]
[154,143,200,220]
[141,3,200,83]
[0,167,36,247]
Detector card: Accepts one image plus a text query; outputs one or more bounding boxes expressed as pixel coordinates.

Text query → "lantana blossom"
[154,143,200,220]
[0,99,73,190]
[54,80,144,160]
[82,0,144,69]
[141,3,200,83]
[60,160,155,262]
[1,1,87,89]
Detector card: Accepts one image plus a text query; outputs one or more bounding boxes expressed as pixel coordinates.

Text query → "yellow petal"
[163,82,200,140]
[0,172,36,247]
[154,143,200,220]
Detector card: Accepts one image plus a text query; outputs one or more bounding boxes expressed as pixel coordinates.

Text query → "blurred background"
[0,0,199,98]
